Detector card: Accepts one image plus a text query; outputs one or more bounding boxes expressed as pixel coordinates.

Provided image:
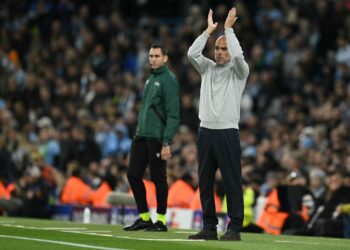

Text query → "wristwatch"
[162,141,169,146]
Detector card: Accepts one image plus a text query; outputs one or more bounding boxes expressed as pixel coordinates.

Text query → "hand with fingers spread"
[224,7,238,30]
[205,9,218,35]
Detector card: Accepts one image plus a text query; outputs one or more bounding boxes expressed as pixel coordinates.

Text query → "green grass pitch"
[0,217,348,250]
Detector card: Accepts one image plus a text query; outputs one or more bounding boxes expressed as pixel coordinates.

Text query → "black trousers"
[197,127,243,232]
[127,138,167,214]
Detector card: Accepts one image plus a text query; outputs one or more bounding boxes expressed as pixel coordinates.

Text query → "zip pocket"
[150,105,166,125]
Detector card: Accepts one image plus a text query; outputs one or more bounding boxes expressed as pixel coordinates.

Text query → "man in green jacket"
[124,44,180,232]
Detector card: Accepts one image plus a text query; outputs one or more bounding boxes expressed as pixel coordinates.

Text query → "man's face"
[214,36,231,65]
[149,48,168,69]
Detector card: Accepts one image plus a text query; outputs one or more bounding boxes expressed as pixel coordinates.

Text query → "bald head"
[216,35,226,44]
[214,35,231,65]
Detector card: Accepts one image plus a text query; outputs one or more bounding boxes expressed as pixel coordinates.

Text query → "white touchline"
[41,227,87,230]
[70,231,201,242]
[0,224,203,243]
[71,232,114,237]
[1,224,15,227]
[0,235,130,250]
[174,231,198,234]
[274,240,320,245]
[81,230,112,233]
[69,231,204,242]
[1,224,87,231]
[113,235,204,242]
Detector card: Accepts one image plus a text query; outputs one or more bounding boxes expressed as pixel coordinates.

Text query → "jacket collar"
[151,65,167,74]
[216,60,233,68]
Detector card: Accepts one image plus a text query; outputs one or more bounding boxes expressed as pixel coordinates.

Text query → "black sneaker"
[219,230,241,241]
[188,230,218,240]
[144,221,168,232]
[123,218,153,231]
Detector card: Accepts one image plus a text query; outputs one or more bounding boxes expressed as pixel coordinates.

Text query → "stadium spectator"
[0,178,10,200]
[190,188,222,213]
[222,178,263,233]
[256,171,313,235]
[60,168,93,206]
[9,165,51,218]
[306,171,350,237]
[95,117,119,158]
[167,169,196,209]
[335,203,350,238]
[114,123,132,157]
[179,93,199,133]
[68,125,101,168]
[37,117,60,167]
[308,168,327,207]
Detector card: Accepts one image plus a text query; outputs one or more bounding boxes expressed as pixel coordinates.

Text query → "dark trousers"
[127,138,167,214]
[197,127,243,232]
[344,215,350,238]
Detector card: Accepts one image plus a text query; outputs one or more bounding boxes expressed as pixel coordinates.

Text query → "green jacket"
[136,65,180,144]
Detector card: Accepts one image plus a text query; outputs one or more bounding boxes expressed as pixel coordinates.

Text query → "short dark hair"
[150,43,168,55]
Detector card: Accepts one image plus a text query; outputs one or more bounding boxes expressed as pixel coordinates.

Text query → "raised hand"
[224,7,238,29]
[206,9,218,35]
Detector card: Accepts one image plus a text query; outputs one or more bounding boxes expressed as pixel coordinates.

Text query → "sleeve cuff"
[203,31,210,37]
[224,28,234,34]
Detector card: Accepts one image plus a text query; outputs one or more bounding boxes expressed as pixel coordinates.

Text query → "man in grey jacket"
[187,7,249,241]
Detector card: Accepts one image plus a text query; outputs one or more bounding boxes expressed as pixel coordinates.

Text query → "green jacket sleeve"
[162,75,180,144]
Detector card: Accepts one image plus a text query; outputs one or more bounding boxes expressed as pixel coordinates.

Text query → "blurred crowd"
[1,0,350,238]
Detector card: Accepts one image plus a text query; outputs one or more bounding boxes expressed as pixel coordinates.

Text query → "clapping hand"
[205,9,218,35]
[224,7,238,29]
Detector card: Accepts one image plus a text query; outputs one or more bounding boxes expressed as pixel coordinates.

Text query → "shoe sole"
[144,227,168,232]
[145,229,168,232]
[219,237,241,241]
[123,226,152,231]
